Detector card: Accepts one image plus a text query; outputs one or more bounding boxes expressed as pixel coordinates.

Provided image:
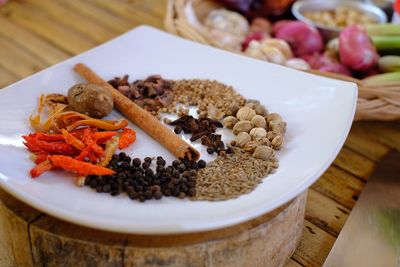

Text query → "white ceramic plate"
[0,26,357,234]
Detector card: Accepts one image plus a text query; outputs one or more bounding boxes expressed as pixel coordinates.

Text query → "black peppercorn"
[169,178,177,186]
[134,171,143,179]
[132,158,141,167]
[174,126,182,134]
[207,147,215,154]
[172,160,180,168]
[190,161,198,169]
[142,162,150,169]
[156,165,165,173]
[88,154,197,202]
[145,168,154,176]
[89,180,97,188]
[117,172,126,180]
[163,189,171,196]
[138,195,146,202]
[187,188,196,197]
[151,185,161,192]
[154,191,162,200]
[85,176,93,185]
[119,152,127,160]
[179,185,188,193]
[128,192,138,200]
[187,181,196,188]
[96,185,103,193]
[121,162,130,170]
[182,159,190,167]
[144,190,153,199]
[172,188,180,196]
[136,185,143,192]
[172,169,180,177]
[178,163,186,172]
[197,159,206,168]
[126,186,134,194]
[156,159,166,166]
[124,156,131,163]
[111,190,120,196]
[103,184,111,193]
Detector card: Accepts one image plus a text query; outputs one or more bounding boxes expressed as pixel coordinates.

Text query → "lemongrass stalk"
[372,36,400,50]
[378,56,400,72]
[363,71,400,86]
[365,24,400,36]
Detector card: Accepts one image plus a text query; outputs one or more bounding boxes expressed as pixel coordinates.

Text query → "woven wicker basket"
[165,0,400,121]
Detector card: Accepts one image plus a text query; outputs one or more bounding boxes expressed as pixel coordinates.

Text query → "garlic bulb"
[260,46,287,65]
[261,39,293,59]
[204,9,249,36]
[285,58,310,70]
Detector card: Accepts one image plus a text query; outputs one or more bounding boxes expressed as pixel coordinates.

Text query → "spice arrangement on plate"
[22,63,286,202]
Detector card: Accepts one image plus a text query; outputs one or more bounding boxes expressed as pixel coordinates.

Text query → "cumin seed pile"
[194,147,279,201]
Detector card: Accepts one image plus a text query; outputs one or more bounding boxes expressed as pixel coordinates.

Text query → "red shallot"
[339,25,379,72]
[274,21,324,57]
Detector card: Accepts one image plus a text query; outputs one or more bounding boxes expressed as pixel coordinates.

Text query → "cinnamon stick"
[73,63,200,161]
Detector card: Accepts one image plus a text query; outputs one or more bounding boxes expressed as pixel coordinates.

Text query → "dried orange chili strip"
[119,128,136,149]
[82,128,104,156]
[23,136,77,155]
[65,118,128,132]
[87,151,98,163]
[30,160,53,178]
[75,146,92,161]
[34,151,49,165]
[93,132,117,144]
[30,133,65,142]
[22,136,42,152]
[48,155,114,175]
[61,129,85,150]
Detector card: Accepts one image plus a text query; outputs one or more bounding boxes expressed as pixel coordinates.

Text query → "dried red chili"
[48,155,115,176]
[119,128,136,149]
[30,160,53,178]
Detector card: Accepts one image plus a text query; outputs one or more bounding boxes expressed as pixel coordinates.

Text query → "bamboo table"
[0,1,399,266]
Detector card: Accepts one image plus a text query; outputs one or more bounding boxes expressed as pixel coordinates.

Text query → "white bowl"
[0,26,357,234]
[292,0,387,40]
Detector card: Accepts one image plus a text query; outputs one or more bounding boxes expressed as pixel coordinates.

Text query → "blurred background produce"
[216,0,295,18]
[209,0,400,82]
[164,0,400,120]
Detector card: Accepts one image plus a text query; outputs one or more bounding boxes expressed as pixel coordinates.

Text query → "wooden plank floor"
[0,1,398,266]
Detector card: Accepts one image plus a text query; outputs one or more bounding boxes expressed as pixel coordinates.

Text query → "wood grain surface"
[0,0,398,266]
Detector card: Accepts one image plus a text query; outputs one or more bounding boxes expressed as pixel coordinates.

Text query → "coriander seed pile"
[164,79,246,119]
